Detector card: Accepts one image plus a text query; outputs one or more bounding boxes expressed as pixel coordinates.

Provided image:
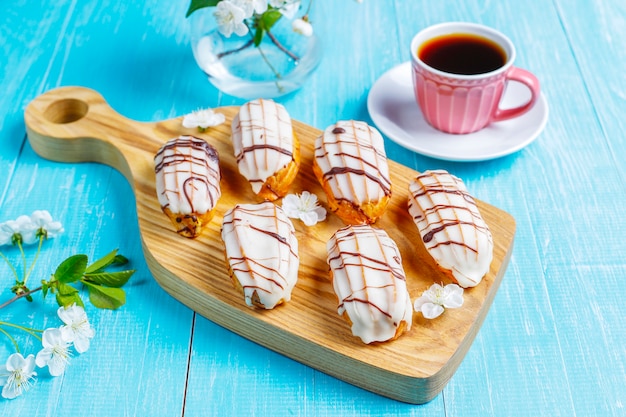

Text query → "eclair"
[221,202,299,309]
[231,99,300,201]
[313,120,392,224]
[326,224,412,344]
[154,135,221,238]
[407,170,493,287]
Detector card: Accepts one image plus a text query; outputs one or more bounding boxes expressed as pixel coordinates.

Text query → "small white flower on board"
[414,283,464,319]
[182,108,226,132]
[282,191,327,226]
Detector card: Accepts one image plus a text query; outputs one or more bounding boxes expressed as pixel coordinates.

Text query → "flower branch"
[216,39,255,58]
[0,210,135,400]
[0,286,43,310]
[266,30,299,60]
[187,0,311,65]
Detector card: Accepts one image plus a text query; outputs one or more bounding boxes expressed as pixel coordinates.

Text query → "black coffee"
[418,33,507,75]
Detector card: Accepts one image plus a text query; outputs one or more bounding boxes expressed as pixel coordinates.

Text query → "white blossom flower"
[30,210,64,240]
[57,304,95,354]
[19,224,39,245]
[292,17,313,36]
[214,0,249,37]
[0,226,11,246]
[182,108,226,131]
[36,328,73,376]
[0,211,63,245]
[269,0,301,19]
[0,353,37,399]
[17,211,64,244]
[413,283,464,319]
[0,215,33,245]
[232,0,267,17]
[282,191,327,226]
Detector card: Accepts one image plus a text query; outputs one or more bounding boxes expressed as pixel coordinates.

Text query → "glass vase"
[189,8,322,100]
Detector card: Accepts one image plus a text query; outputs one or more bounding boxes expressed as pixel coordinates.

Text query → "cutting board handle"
[25,86,142,179]
[24,86,191,185]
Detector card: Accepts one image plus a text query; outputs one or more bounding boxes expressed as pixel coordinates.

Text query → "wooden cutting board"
[24,86,515,404]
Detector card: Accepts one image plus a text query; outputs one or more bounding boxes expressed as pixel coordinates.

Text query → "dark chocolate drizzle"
[315,122,392,202]
[409,171,491,253]
[328,225,407,322]
[236,144,293,163]
[231,100,295,181]
[222,203,298,299]
[324,166,392,197]
[154,136,221,213]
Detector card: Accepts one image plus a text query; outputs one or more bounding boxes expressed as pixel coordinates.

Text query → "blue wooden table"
[1,0,625,415]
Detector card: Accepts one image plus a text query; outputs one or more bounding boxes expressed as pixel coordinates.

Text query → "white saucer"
[367,62,549,162]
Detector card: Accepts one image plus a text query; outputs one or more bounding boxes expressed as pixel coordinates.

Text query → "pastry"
[221,202,299,309]
[231,99,300,201]
[407,169,493,287]
[313,120,392,224]
[154,135,221,238]
[326,224,412,344]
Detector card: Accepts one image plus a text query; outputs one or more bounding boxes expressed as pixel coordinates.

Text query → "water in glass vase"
[191,13,322,100]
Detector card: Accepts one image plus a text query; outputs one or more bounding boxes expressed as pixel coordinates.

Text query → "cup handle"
[491,67,541,122]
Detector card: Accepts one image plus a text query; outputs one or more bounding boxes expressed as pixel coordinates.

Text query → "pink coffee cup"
[410,22,540,134]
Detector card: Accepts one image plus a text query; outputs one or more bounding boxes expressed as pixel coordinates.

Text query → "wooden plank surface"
[0,2,197,417]
[2,0,626,415]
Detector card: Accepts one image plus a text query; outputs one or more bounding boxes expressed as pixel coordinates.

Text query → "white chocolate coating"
[326,224,413,344]
[231,99,295,194]
[221,202,299,309]
[314,120,391,207]
[407,170,493,288]
[154,135,221,215]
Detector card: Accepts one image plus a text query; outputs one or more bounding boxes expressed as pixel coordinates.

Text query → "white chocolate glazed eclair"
[326,224,412,344]
[221,202,299,309]
[407,170,493,288]
[313,120,392,225]
[231,99,300,201]
[155,135,221,238]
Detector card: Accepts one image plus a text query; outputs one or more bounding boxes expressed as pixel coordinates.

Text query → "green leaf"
[253,27,265,47]
[46,277,58,294]
[57,282,78,296]
[85,249,119,274]
[55,254,88,284]
[42,282,49,298]
[261,9,283,31]
[84,282,126,310]
[185,0,220,18]
[55,291,84,308]
[83,269,135,288]
[113,254,129,266]
[252,10,282,46]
